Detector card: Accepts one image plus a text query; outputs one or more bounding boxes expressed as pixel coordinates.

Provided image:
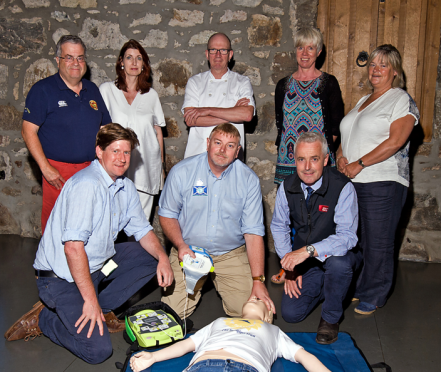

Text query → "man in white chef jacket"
[182,32,256,160]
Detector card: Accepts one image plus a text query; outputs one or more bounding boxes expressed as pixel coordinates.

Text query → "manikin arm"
[295,349,331,372]
[130,338,196,372]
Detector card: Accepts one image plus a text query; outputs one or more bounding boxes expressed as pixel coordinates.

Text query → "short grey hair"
[294,132,328,156]
[56,35,86,58]
[293,27,324,53]
[367,44,404,89]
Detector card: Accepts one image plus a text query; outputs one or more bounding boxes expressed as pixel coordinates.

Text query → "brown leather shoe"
[4,301,44,341]
[316,317,339,345]
[104,311,125,333]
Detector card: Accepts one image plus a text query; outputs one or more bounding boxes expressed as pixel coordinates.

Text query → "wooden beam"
[420,0,441,141]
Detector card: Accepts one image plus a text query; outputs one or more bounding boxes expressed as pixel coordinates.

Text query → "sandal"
[271,269,286,284]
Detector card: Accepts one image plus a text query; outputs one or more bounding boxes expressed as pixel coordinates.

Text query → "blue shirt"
[23,73,111,163]
[270,178,358,262]
[158,153,265,255]
[34,159,153,282]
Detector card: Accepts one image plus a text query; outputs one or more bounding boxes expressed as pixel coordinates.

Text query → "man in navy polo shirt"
[22,35,111,232]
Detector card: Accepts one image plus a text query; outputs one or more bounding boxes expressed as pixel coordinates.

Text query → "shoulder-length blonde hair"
[367,44,404,89]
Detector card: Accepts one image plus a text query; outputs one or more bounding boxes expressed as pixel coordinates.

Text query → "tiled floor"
[1,234,440,371]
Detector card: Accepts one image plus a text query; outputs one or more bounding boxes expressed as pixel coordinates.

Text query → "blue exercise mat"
[123,332,371,372]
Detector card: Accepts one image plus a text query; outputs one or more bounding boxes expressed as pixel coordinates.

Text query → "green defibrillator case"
[125,309,184,348]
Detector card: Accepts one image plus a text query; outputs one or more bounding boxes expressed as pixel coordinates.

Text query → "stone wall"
[0,0,440,262]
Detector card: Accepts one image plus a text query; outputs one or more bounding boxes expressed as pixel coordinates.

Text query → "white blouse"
[100,82,165,194]
[340,88,419,187]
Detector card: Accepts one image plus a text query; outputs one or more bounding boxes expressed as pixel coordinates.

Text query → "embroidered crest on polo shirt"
[192,179,207,196]
[24,107,30,113]
[319,205,329,212]
[89,100,98,110]
[58,101,68,107]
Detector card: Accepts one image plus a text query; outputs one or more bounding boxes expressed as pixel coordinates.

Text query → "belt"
[35,269,58,278]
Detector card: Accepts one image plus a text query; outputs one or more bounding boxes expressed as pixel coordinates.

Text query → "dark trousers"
[354,181,407,307]
[36,242,158,364]
[281,250,361,324]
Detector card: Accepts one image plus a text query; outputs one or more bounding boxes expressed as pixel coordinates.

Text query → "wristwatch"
[358,159,366,168]
[306,245,315,258]
[252,275,265,283]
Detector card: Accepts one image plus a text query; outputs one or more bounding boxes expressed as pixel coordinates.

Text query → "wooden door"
[317,0,441,141]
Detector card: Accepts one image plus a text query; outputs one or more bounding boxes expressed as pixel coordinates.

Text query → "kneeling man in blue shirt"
[159,123,275,318]
[5,124,173,364]
[271,132,361,345]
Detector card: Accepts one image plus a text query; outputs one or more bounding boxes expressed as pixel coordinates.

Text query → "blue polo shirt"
[23,73,111,163]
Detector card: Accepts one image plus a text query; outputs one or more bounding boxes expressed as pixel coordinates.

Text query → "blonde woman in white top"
[100,40,165,221]
[336,44,419,315]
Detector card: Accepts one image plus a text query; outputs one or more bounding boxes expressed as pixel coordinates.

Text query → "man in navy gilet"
[271,132,361,345]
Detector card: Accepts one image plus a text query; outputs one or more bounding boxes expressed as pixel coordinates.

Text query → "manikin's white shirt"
[181,69,255,158]
[189,318,303,372]
[100,82,165,194]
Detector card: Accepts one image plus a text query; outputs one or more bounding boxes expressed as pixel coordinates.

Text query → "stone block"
[246,157,275,180]
[79,18,128,50]
[271,51,296,85]
[0,104,22,131]
[2,187,21,197]
[232,0,263,7]
[246,141,257,151]
[264,140,278,155]
[51,11,71,22]
[23,59,57,97]
[165,154,181,174]
[151,59,192,97]
[88,61,111,87]
[31,185,43,195]
[0,18,46,59]
[169,10,204,28]
[0,204,20,235]
[0,151,12,181]
[189,30,216,47]
[248,15,282,47]
[0,65,7,99]
[120,0,145,3]
[59,0,97,8]
[24,161,40,182]
[233,62,261,86]
[263,186,277,214]
[129,13,162,27]
[22,0,50,7]
[140,30,168,49]
[219,10,247,23]
[263,5,284,15]
[253,51,270,59]
[399,236,429,262]
[434,89,441,140]
[416,143,432,157]
[210,0,226,5]
[254,101,276,134]
[407,193,441,232]
[15,161,23,168]
[52,28,71,45]
[9,5,23,13]
[165,117,182,138]
[0,135,10,147]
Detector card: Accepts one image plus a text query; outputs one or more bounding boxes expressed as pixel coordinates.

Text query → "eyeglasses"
[207,48,231,55]
[59,55,86,63]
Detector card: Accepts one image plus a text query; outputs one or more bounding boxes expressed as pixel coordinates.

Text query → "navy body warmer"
[284,167,350,252]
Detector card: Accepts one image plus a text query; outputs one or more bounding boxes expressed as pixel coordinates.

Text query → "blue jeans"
[354,181,407,307]
[281,250,362,324]
[187,359,258,372]
[36,242,158,364]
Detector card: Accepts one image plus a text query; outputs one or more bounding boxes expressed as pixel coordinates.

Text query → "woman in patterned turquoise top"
[274,28,344,185]
[271,27,344,284]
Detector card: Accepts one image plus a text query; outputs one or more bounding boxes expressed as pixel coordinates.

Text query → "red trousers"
[41,159,91,233]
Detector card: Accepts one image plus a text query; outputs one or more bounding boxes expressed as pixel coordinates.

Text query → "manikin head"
[241,297,273,324]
